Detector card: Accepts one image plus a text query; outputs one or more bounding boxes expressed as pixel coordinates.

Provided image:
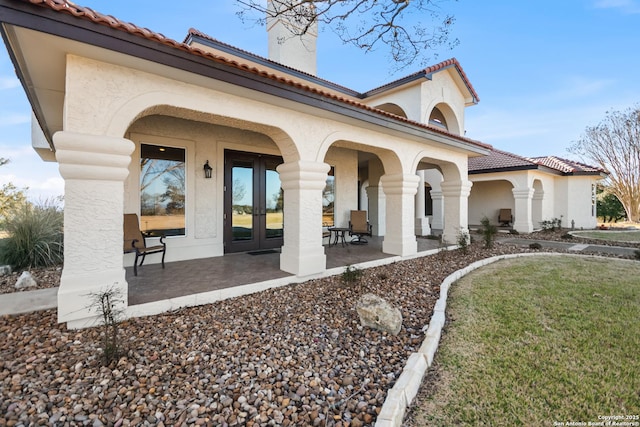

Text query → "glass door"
[224,150,283,253]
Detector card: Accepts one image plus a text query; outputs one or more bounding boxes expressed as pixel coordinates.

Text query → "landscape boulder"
[15,271,37,289]
[356,293,402,335]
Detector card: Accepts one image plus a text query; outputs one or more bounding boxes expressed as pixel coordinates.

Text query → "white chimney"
[266,0,317,75]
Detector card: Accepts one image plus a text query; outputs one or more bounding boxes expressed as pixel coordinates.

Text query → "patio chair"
[498,209,513,227]
[349,210,373,244]
[123,213,166,276]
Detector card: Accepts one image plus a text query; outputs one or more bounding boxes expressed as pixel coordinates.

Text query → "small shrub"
[509,229,519,235]
[457,229,470,254]
[561,233,574,239]
[480,216,497,248]
[89,286,126,366]
[0,200,63,269]
[342,265,362,284]
[540,216,563,231]
[635,250,640,261]
[529,242,542,250]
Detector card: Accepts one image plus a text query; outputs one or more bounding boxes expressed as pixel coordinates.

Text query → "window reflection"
[140,144,186,236]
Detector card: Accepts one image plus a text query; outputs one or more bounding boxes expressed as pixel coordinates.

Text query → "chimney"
[266,0,317,75]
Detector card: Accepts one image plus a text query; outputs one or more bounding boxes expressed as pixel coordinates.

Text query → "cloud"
[593,0,640,13]
[0,113,30,127]
[0,76,20,90]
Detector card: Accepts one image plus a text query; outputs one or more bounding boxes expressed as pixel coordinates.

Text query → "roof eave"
[0,0,490,155]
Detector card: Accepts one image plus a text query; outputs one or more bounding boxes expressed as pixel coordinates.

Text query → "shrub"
[529,242,542,250]
[89,286,126,366]
[0,200,63,269]
[635,250,640,261]
[480,216,497,248]
[509,229,519,235]
[540,217,563,231]
[342,265,362,284]
[561,233,574,239]
[457,229,470,254]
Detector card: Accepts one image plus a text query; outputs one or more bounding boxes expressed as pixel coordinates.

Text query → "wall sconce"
[203,160,212,179]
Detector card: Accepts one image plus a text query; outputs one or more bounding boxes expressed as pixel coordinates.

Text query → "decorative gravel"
[5,234,634,426]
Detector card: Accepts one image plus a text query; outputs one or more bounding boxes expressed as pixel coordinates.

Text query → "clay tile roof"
[468,148,535,172]
[365,58,480,103]
[528,156,607,175]
[20,0,491,151]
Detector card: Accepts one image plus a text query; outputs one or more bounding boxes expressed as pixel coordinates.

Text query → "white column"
[55,131,134,329]
[366,158,386,236]
[429,189,444,231]
[414,171,431,236]
[365,185,386,236]
[277,160,330,276]
[381,174,420,256]
[441,180,473,244]
[513,187,535,233]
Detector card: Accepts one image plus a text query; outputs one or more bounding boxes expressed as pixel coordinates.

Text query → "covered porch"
[125,237,443,316]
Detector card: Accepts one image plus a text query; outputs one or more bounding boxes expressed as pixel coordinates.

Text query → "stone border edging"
[374,252,573,426]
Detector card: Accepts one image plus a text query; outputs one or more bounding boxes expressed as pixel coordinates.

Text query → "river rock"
[15,271,37,289]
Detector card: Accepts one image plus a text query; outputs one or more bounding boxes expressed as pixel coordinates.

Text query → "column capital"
[380,173,420,195]
[512,187,535,199]
[440,180,473,198]
[276,160,330,191]
[54,131,134,181]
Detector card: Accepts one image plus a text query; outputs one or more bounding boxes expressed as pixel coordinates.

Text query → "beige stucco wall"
[554,176,598,229]
[468,180,514,225]
[363,69,467,135]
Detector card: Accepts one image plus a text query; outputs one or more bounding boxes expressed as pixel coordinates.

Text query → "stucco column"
[365,186,386,236]
[54,131,134,329]
[277,160,330,276]
[381,174,419,256]
[513,187,535,233]
[532,190,544,229]
[441,180,473,244]
[429,189,444,231]
[414,171,431,236]
[366,158,386,236]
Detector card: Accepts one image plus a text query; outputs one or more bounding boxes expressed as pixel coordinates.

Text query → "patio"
[126,236,443,307]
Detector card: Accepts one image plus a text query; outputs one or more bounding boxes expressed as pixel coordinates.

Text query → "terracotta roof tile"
[22,0,491,151]
[528,156,607,174]
[468,148,535,172]
[365,58,480,103]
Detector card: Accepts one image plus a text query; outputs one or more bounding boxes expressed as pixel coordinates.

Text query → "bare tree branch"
[235,0,458,71]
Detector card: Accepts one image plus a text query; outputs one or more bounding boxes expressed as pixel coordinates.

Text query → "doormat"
[247,250,278,255]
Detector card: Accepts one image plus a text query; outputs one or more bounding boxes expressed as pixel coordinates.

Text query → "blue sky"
[1,0,639,201]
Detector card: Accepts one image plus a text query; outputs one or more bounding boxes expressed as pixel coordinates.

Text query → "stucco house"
[0,0,603,328]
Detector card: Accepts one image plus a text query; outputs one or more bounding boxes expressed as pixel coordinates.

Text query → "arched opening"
[427,103,462,135]
[428,107,448,130]
[468,180,515,227]
[374,102,408,118]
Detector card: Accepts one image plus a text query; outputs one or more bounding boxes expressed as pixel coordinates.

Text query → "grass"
[409,256,640,426]
[572,229,640,243]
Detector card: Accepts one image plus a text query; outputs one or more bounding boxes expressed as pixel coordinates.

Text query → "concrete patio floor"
[125,236,443,306]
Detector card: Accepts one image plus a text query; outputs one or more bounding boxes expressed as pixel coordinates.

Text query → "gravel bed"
[2,242,550,427]
[0,266,61,295]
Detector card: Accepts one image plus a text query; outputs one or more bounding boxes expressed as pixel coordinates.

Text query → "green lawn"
[572,229,640,243]
[408,256,640,426]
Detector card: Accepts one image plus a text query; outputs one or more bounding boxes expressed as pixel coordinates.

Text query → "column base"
[382,235,418,257]
[280,246,326,277]
[58,269,128,329]
[414,217,431,236]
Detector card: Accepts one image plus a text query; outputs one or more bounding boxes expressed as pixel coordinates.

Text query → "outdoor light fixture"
[203,160,213,179]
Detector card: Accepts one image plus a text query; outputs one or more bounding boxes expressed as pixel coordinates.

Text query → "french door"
[224,150,284,253]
